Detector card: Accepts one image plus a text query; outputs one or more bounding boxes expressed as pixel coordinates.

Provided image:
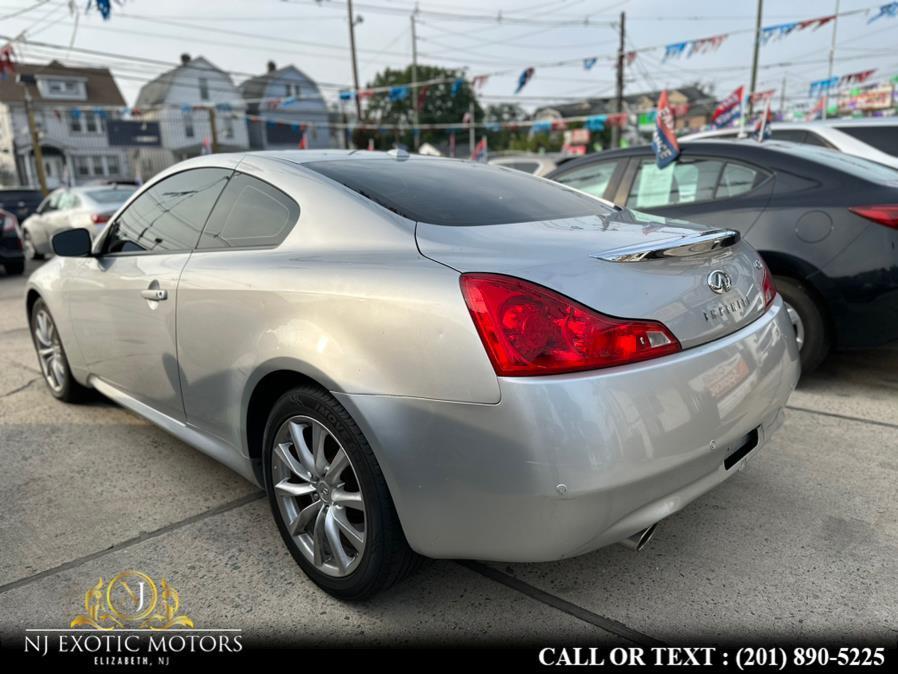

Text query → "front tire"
[30,298,91,402]
[775,276,829,374]
[262,385,420,600]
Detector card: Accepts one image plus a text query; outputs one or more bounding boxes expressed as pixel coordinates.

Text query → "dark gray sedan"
[548,140,898,372]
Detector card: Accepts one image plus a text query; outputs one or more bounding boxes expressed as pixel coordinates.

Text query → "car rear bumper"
[336,296,800,562]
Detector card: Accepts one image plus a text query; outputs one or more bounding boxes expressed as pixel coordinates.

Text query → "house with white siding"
[0,60,131,187]
[134,54,249,178]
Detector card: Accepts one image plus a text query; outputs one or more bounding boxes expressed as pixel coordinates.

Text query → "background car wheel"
[30,298,92,402]
[23,231,44,260]
[263,385,420,600]
[3,260,24,275]
[774,276,829,374]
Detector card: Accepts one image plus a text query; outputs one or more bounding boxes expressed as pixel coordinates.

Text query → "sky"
[2,0,897,113]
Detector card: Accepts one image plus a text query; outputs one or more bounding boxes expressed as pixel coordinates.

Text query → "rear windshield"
[303,158,612,226]
[834,125,898,157]
[87,187,136,204]
[779,144,898,184]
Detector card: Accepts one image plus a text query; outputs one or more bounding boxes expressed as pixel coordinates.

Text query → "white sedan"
[22,184,136,260]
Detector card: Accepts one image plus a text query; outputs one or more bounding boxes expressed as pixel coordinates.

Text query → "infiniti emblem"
[707,269,732,295]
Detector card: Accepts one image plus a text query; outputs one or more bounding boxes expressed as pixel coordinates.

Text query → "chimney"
[180,53,191,65]
[267,60,277,73]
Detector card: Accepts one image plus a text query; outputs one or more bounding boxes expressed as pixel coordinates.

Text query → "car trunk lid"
[416,209,770,350]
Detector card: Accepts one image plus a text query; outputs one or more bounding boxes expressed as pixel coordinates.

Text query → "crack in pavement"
[0,377,37,399]
[0,491,265,595]
[786,404,898,431]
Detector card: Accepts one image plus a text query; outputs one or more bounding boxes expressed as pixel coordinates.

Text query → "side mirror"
[52,228,93,257]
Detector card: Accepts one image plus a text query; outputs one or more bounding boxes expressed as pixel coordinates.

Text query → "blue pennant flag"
[515,67,535,94]
[869,2,898,22]
[451,78,463,97]
[586,114,606,132]
[338,90,354,101]
[389,86,409,102]
[583,57,597,70]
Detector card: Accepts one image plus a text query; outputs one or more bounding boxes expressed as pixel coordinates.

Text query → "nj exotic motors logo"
[23,570,243,666]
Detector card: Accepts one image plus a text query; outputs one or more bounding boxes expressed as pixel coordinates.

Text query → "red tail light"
[760,260,777,308]
[1,210,19,237]
[460,273,681,376]
[90,213,111,224]
[849,204,898,229]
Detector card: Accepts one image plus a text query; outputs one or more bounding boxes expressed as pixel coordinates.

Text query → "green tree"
[482,103,529,152]
[351,64,484,150]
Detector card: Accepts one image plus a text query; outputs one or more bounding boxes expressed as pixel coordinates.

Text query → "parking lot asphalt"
[1,260,896,646]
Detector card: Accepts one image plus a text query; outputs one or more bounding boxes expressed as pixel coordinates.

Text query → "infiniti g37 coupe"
[26,151,800,599]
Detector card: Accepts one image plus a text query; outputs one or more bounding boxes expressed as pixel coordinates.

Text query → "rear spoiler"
[592,229,740,263]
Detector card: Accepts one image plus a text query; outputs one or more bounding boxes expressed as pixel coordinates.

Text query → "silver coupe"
[26,150,800,599]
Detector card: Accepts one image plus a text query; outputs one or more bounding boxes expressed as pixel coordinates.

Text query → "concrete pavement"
[1,260,895,645]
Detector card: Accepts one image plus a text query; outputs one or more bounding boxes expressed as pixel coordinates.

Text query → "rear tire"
[775,276,829,374]
[3,260,24,275]
[262,385,420,600]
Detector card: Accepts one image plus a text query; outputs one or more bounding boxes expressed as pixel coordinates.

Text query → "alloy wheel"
[271,415,366,578]
[784,301,805,352]
[33,308,66,394]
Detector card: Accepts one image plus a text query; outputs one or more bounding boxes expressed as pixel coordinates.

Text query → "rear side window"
[104,168,230,254]
[304,158,612,226]
[716,162,766,198]
[197,173,299,249]
[554,160,621,199]
[834,125,898,156]
[627,158,724,208]
[781,144,898,185]
[88,188,136,204]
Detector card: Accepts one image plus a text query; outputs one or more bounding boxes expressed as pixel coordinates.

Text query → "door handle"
[140,288,168,301]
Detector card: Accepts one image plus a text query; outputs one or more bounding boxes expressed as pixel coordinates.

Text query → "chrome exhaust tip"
[618,523,658,551]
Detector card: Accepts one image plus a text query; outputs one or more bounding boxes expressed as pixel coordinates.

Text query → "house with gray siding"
[239,62,333,150]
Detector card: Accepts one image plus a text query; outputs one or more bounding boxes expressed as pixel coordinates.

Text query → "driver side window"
[103,168,231,255]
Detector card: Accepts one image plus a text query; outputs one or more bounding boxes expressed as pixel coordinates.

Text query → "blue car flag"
[651,90,680,168]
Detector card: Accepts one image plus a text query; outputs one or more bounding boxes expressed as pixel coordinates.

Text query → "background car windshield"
[304,158,612,226]
[834,124,898,157]
[87,188,137,204]
[782,143,898,184]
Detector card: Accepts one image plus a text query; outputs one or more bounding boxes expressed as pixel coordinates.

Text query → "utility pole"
[779,75,787,119]
[748,0,763,118]
[22,87,48,195]
[347,0,362,122]
[823,0,841,120]
[468,101,475,158]
[207,106,219,154]
[411,12,419,149]
[611,11,625,149]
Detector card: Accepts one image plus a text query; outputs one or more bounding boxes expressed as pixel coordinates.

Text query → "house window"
[90,156,104,176]
[285,83,301,98]
[38,77,87,100]
[105,155,120,176]
[83,111,98,133]
[69,114,81,134]
[75,156,91,177]
[183,110,195,138]
[199,77,209,101]
[224,115,234,139]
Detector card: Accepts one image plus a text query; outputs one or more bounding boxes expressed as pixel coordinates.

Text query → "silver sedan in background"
[26,151,799,599]
[21,184,136,260]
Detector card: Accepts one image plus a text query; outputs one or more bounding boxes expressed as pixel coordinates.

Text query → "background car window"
[87,188,136,205]
[834,125,898,156]
[39,193,61,213]
[627,158,723,208]
[197,173,299,249]
[103,168,231,254]
[716,162,765,199]
[499,161,540,174]
[781,144,898,185]
[771,129,807,143]
[57,192,79,210]
[800,131,833,148]
[554,160,619,198]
